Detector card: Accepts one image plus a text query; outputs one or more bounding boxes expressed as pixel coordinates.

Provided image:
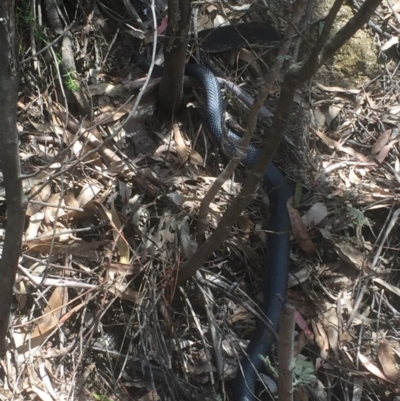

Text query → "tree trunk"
[159,0,191,112]
[0,0,27,353]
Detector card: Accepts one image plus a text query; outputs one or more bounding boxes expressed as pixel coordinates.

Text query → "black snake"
[132,32,292,400]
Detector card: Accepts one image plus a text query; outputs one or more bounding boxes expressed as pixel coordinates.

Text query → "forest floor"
[6,0,400,400]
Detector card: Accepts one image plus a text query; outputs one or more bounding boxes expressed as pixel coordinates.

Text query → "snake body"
[133,51,291,401]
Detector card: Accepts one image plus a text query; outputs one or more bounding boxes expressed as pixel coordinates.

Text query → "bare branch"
[278,305,296,401]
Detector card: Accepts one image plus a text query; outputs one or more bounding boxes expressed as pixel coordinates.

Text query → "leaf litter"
[6,1,400,400]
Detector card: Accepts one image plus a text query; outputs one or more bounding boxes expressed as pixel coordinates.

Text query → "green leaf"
[294,179,302,208]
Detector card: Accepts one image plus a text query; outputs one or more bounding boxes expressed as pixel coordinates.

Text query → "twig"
[278,304,295,401]
[370,208,400,269]
[195,274,224,380]
[345,279,369,329]
[18,265,98,290]
[43,0,91,115]
[246,0,307,135]
[180,286,215,385]
[121,0,146,30]
[217,77,273,118]
[21,21,75,64]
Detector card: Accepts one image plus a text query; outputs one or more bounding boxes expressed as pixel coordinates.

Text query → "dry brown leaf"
[111,202,130,263]
[228,305,253,324]
[376,140,398,163]
[373,278,400,297]
[322,307,339,354]
[358,352,395,384]
[179,217,197,258]
[25,239,109,258]
[313,107,326,129]
[334,242,366,271]
[237,215,250,232]
[287,264,313,287]
[31,287,66,339]
[287,199,315,255]
[311,320,330,370]
[316,82,360,94]
[31,385,53,401]
[21,171,51,194]
[26,184,51,217]
[371,129,391,155]
[173,124,189,163]
[314,129,369,162]
[41,222,71,243]
[43,193,66,222]
[26,211,44,240]
[295,311,314,340]
[62,130,85,159]
[326,104,343,126]
[189,149,204,166]
[391,1,400,12]
[138,390,161,401]
[238,48,263,76]
[15,280,28,311]
[29,120,53,133]
[64,194,80,209]
[58,299,90,326]
[319,227,333,240]
[97,203,130,263]
[236,240,264,263]
[54,107,121,164]
[88,83,128,97]
[378,340,400,383]
[77,181,102,207]
[39,362,58,400]
[106,277,143,304]
[294,386,310,401]
[93,99,136,125]
[109,261,142,275]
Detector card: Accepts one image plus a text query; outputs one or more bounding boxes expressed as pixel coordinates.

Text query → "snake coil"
[133,54,292,401]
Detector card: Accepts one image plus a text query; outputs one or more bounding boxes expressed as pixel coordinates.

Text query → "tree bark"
[158,0,191,112]
[0,0,27,353]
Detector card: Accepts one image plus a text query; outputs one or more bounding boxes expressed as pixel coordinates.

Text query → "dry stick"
[197,157,244,244]
[247,0,308,134]
[277,304,296,401]
[44,0,90,115]
[121,0,146,30]
[0,0,27,353]
[371,208,400,269]
[21,20,75,64]
[177,0,384,285]
[195,275,225,381]
[196,0,306,244]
